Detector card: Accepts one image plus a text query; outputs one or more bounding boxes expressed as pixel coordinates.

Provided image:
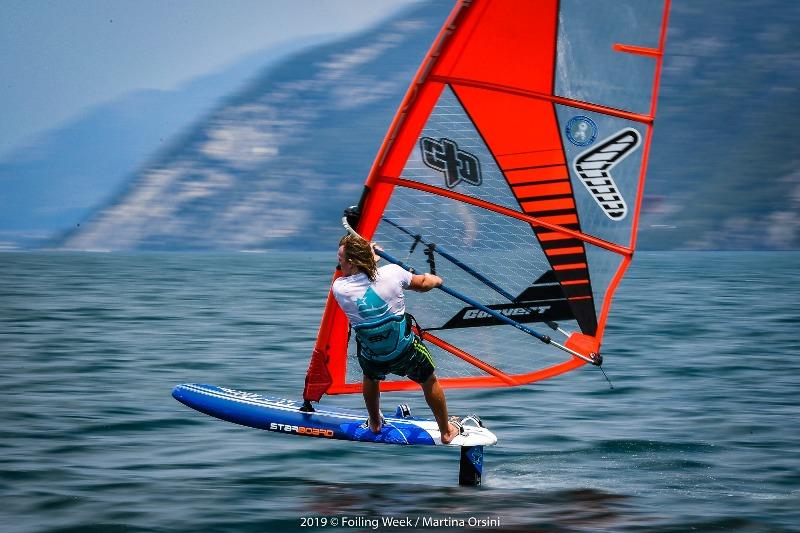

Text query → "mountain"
[22,1,800,251]
[58,2,455,251]
[0,34,336,250]
[640,0,800,249]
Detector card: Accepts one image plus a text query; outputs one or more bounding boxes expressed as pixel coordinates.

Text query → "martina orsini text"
[300,515,501,528]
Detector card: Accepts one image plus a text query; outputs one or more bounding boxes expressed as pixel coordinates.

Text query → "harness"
[353,313,414,362]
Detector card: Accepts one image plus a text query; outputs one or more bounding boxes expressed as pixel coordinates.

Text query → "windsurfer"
[332,234,460,444]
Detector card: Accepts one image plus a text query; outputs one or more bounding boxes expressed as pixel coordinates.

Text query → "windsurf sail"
[304,0,671,401]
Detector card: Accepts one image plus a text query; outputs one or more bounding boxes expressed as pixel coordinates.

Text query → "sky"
[0,0,418,158]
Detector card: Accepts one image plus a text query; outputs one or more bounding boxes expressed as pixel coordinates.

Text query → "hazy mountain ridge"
[59,3,454,251]
[0,35,336,249]
[14,1,799,251]
[641,0,800,249]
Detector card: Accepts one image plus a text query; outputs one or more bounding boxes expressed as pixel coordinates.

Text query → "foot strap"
[360,414,386,431]
[460,414,484,428]
[449,415,465,435]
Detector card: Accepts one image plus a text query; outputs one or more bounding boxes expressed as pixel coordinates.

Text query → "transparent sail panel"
[360,186,581,380]
[400,86,523,212]
[379,187,552,305]
[556,106,646,248]
[556,0,662,116]
[584,244,625,321]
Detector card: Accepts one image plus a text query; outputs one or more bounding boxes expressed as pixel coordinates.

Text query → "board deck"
[173,384,497,447]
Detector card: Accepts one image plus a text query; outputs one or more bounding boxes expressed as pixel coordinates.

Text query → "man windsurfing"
[332,234,460,444]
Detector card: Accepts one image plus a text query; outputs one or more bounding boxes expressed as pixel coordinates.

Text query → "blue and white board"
[172,384,497,447]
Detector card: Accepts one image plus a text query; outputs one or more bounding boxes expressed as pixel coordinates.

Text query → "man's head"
[339,234,378,281]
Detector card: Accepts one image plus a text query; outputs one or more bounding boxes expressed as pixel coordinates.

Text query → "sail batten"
[380,177,633,257]
[429,75,655,124]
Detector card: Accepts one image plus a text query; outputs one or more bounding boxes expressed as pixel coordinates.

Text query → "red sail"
[304,0,671,401]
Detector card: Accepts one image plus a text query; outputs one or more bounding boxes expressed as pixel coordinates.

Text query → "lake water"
[1,251,798,532]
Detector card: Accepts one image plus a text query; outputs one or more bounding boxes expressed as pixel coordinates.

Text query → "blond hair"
[339,234,378,281]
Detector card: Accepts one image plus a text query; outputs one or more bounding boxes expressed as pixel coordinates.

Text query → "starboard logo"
[269,422,334,438]
[420,137,482,188]
[572,128,641,220]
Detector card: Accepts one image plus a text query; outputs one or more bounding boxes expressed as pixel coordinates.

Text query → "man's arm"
[408,273,443,292]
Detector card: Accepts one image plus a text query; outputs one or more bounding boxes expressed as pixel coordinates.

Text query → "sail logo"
[572,128,641,220]
[462,306,550,320]
[565,116,598,146]
[420,137,482,188]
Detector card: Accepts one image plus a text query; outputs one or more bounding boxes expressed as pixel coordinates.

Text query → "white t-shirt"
[331,264,413,326]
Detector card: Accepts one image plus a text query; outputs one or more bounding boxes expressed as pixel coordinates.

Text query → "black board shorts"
[358,335,435,384]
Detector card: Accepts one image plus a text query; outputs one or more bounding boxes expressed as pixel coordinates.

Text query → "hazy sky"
[0,0,418,157]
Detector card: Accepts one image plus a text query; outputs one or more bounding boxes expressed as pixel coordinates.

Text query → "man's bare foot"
[368,417,382,434]
[440,422,460,444]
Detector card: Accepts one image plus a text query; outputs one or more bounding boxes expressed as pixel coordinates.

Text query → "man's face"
[338,245,354,276]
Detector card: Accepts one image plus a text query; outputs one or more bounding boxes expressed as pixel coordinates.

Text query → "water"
[1,251,798,532]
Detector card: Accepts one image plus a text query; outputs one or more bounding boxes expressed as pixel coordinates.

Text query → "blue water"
[1,251,798,532]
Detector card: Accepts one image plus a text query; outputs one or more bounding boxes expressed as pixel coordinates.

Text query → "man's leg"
[421,374,459,444]
[362,375,382,434]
